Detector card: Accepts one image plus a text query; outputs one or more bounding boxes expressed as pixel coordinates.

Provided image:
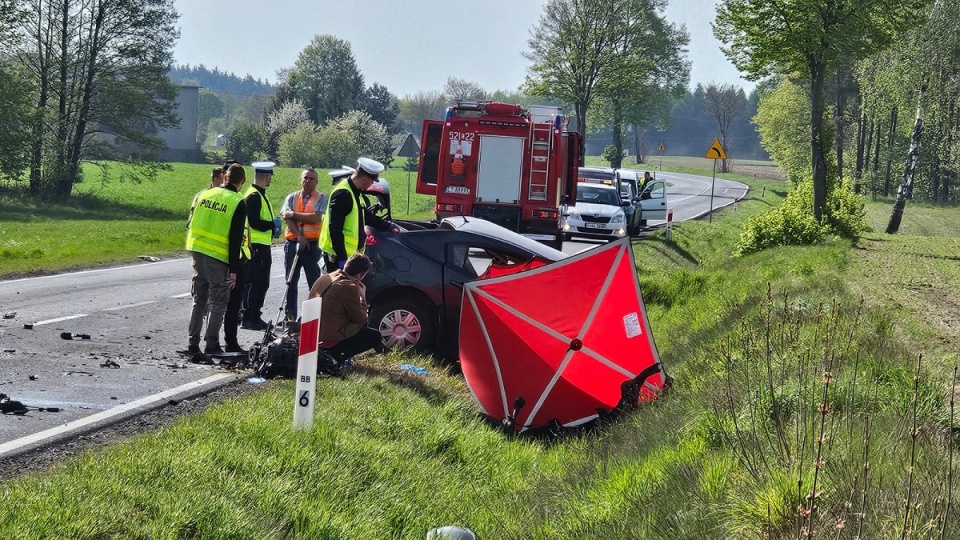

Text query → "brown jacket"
[308,270,368,342]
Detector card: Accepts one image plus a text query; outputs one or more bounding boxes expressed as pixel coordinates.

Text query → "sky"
[172,0,754,97]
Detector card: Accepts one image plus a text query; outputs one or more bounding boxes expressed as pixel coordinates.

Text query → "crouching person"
[307,253,386,365]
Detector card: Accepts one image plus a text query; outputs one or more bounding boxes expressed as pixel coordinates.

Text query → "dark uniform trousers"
[241,244,271,323]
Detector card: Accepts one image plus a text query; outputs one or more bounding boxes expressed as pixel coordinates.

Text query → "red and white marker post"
[665,208,674,241]
[293,297,321,429]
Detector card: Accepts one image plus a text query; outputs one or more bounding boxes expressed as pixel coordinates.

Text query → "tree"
[197,90,225,146]
[332,110,392,167]
[284,35,365,126]
[398,90,446,134]
[11,0,180,197]
[0,62,33,183]
[361,83,400,134]
[227,123,268,165]
[714,0,931,222]
[753,80,814,183]
[524,0,632,141]
[592,0,689,167]
[442,77,487,102]
[525,0,686,152]
[700,83,747,173]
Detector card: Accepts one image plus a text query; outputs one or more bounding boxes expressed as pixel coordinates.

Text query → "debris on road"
[2,312,15,319]
[60,332,91,340]
[138,255,161,262]
[100,359,120,369]
[23,324,33,330]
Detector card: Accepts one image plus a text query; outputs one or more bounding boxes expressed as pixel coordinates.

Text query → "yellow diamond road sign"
[706,138,727,160]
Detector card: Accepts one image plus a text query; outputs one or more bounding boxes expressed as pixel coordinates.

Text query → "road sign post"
[395,133,420,215]
[658,143,665,171]
[705,139,727,223]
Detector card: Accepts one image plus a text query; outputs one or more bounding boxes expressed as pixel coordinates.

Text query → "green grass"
[1,161,959,538]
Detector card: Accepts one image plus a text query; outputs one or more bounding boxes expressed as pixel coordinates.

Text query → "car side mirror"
[620,200,631,207]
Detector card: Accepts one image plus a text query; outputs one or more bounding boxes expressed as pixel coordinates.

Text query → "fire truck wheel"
[370,298,436,353]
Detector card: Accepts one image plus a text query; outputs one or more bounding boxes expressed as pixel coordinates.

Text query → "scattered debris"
[138,255,161,262]
[247,377,266,384]
[2,312,15,319]
[29,375,38,381]
[60,332,91,340]
[0,393,61,414]
[3,349,14,353]
[100,359,120,369]
[400,363,428,375]
[23,323,33,330]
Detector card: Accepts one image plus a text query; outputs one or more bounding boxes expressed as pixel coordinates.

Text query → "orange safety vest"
[283,190,323,241]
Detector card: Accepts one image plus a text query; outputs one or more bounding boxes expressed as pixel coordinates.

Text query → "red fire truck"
[414,100,581,249]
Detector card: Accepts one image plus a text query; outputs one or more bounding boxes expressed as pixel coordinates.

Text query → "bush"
[315,124,360,168]
[735,181,824,255]
[735,179,867,255]
[824,181,868,240]
[277,123,322,168]
[226,123,268,165]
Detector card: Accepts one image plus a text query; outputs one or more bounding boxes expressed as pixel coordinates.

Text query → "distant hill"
[168,64,275,98]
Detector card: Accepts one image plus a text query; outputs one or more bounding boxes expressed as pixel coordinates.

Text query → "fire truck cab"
[415,100,581,250]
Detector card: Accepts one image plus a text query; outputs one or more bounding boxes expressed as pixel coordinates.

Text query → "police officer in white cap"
[319,158,391,272]
[240,161,277,330]
[328,166,355,186]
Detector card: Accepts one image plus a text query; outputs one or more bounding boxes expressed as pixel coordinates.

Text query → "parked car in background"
[361,215,568,358]
[560,181,630,241]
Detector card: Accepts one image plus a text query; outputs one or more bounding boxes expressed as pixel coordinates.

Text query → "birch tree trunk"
[886,86,927,234]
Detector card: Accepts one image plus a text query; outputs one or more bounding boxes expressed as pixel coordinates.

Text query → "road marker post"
[293,297,321,429]
[665,208,674,241]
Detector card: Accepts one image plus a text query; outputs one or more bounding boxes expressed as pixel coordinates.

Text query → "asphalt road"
[0,171,747,455]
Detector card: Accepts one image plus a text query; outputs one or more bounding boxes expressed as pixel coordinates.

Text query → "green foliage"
[315,124,360,168]
[601,144,625,165]
[285,34,365,125]
[332,110,393,167]
[7,0,180,197]
[525,0,689,138]
[736,183,826,254]
[0,62,32,184]
[752,80,813,184]
[226,122,268,165]
[277,123,321,168]
[824,181,869,240]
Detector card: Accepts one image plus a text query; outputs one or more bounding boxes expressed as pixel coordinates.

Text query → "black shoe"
[187,344,201,354]
[225,343,246,354]
[204,343,225,355]
[240,319,268,331]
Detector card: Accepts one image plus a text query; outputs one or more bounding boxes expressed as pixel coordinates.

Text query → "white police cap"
[328,166,355,179]
[252,161,276,174]
[356,157,385,176]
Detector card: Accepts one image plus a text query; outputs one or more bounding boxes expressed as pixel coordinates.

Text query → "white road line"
[104,300,157,311]
[0,374,236,458]
[171,292,191,298]
[0,257,186,284]
[33,314,88,326]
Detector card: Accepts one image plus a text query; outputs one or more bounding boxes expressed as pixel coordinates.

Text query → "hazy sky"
[172,0,753,96]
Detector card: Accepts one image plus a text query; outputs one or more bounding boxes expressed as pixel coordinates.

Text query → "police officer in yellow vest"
[280,168,327,322]
[185,163,248,355]
[240,161,278,331]
[319,158,391,272]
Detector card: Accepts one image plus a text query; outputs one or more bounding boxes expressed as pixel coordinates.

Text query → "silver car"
[561,182,628,241]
